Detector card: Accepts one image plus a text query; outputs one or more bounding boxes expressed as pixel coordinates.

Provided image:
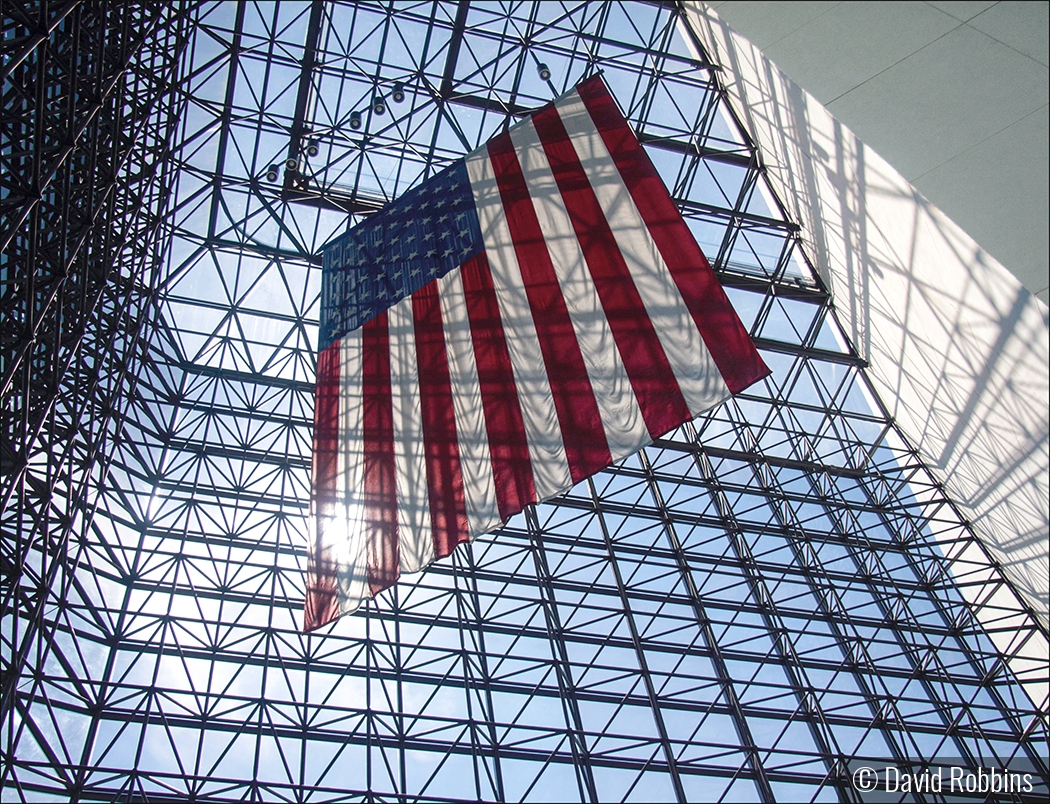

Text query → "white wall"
[707,1,1049,305]
[683,2,1048,709]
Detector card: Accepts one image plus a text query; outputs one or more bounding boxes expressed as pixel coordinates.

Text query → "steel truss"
[1,1,1047,802]
[2,1,193,798]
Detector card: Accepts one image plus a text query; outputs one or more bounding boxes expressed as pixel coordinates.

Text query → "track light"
[285,157,298,172]
[392,82,405,103]
[265,164,279,182]
[306,140,319,157]
[349,111,362,129]
[537,62,551,81]
[373,97,386,115]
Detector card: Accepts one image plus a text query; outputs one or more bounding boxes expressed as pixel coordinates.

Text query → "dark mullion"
[525,506,599,803]
[685,419,854,802]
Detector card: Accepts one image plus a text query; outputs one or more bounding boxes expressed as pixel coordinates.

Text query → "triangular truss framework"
[2,2,1046,802]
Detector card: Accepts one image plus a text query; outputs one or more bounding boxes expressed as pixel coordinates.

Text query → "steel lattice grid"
[2,1,1047,802]
[2,1,193,799]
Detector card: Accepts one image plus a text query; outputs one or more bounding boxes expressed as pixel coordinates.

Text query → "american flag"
[305,75,769,631]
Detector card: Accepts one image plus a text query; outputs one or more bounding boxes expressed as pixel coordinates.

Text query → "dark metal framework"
[2,1,1046,801]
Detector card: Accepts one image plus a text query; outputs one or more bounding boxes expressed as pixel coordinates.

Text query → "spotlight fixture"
[349,111,362,129]
[392,82,405,103]
[264,164,279,182]
[306,140,319,157]
[372,97,386,115]
[537,62,551,81]
[284,157,298,172]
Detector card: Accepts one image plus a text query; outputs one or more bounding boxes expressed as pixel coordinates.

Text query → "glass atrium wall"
[3,2,1046,801]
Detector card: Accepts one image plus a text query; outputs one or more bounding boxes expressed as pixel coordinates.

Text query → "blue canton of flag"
[319,162,484,350]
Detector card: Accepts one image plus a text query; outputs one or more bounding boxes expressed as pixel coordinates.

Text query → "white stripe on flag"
[437,267,502,537]
[387,298,435,574]
[510,117,650,463]
[465,149,573,502]
[336,330,370,615]
[556,90,731,416]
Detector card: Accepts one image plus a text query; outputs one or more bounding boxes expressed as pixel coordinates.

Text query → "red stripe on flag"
[305,340,341,631]
[460,253,536,519]
[576,77,770,394]
[412,283,471,560]
[362,312,399,597]
[531,103,693,440]
[487,131,612,483]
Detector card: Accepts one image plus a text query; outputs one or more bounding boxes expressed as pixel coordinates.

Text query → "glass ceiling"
[2,2,1046,801]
